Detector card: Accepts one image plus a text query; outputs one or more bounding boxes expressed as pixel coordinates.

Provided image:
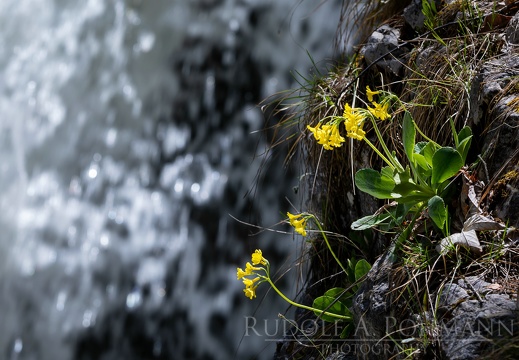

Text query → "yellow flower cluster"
[307,122,345,150]
[365,85,390,120]
[343,104,366,141]
[368,101,390,120]
[306,86,391,149]
[236,249,268,300]
[366,86,380,102]
[287,212,308,236]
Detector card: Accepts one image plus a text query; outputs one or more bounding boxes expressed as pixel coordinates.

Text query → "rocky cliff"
[275,1,519,359]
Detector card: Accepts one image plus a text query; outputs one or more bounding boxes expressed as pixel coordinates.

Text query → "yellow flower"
[242,277,260,300]
[237,253,267,300]
[295,225,307,237]
[242,276,260,288]
[349,127,366,141]
[237,260,262,279]
[307,122,344,150]
[318,124,333,150]
[307,123,319,138]
[328,124,345,148]
[287,212,308,236]
[307,123,326,145]
[236,267,249,280]
[344,121,366,140]
[245,262,261,273]
[243,286,257,300]
[287,212,299,221]
[251,249,267,265]
[307,123,328,148]
[368,101,390,120]
[366,86,380,102]
[343,104,366,141]
[343,104,364,124]
[292,218,307,236]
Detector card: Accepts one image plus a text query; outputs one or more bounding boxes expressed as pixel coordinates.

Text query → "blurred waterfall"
[0,0,342,359]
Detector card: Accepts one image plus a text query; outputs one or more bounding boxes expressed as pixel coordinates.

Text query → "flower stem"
[311,216,347,275]
[363,138,396,171]
[415,122,439,147]
[265,277,352,321]
[369,119,405,172]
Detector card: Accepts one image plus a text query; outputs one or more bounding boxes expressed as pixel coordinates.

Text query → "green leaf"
[431,147,463,185]
[394,203,412,225]
[324,288,351,302]
[413,153,432,176]
[450,121,472,163]
[355,168,396,199]
[422,142,437,165]
[324,288,354,307]
[402,112,416,163]
[393,166,412,185]
[458,126,472,144]
[457,135,472,163]
[394,192,433,204]
[391,167,432,200]
[392,181,423,198]
[354,259,371,282]
[414,141,428,154]
[393,167,419,196]
[351,213,391,231]
[415,141,436,173]
[346,258,356,284]
[413,142,432,172]
[312,295,351,322]
[428,195,447,230]
[381,166,395,178]
[449,117,459,147]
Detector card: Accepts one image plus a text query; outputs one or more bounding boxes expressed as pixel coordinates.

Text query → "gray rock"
[403,0,442,32]
[469,55,519,126]
[403,0,427,32]
[351,247,405,360]
[468,55,519,223]
[361,25,407,76]
[351,246,518,360]
[439,283,469,307]
[325,351,355,360]
[505,12,519,44]
[459,276,491,293]
[440,292,517,360]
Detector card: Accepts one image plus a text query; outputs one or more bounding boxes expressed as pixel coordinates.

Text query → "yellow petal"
[243,286,256,300]
[242,277,260,288]
[368,102,390,120]
[245,262,260,273]
[251,249,262,265]
[295,226,307,237]
[236,267,247,280]
[366,86,380,102]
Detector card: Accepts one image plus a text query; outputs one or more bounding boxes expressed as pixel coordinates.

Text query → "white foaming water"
[0,0,341,359]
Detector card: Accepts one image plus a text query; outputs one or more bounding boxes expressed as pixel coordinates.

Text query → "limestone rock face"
[278,1,519,359]
[469,54,519,228]
[439,277,517,360]
[351,248,401,360]
[403,0,428,31]
[351,1,519,359]
[505,12,519,44]
[351,5,519,358]
[362,25,407,76]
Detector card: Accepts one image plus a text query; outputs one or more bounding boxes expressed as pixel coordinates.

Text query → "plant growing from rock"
[236,211,372,332]
[236,243,354,322]
[306,85,472,241]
